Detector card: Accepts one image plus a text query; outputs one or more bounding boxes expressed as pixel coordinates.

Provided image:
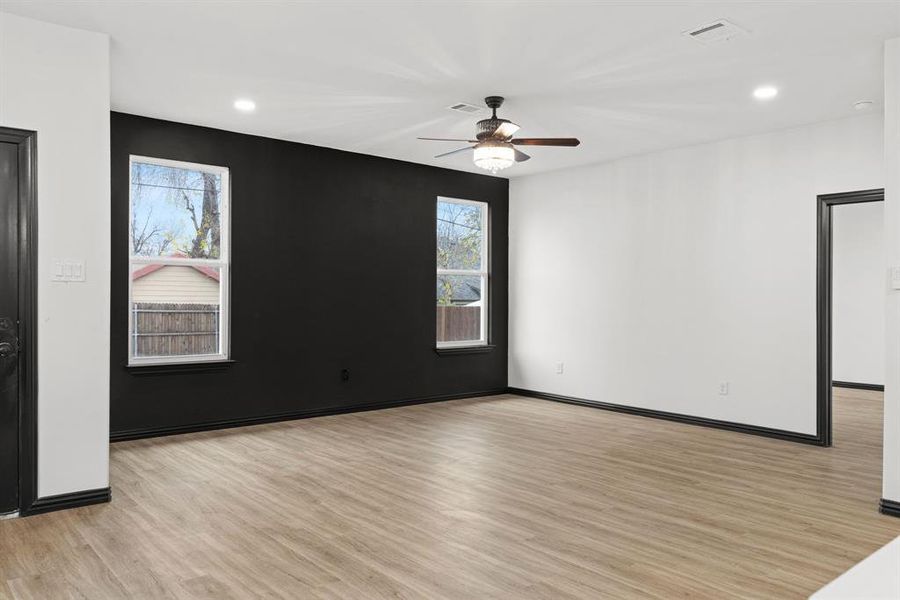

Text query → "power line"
[132,181,219,194]
[437,217,481,232]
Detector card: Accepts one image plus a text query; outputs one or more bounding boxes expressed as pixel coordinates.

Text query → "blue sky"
[130,162,221,258]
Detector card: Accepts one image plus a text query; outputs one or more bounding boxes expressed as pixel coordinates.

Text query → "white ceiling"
[3,1,899,178]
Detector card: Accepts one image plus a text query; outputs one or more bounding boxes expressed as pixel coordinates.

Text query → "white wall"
[510,114,883,435]
[0,13,110,497]
[883,38,900,503]
[833,202,884,386]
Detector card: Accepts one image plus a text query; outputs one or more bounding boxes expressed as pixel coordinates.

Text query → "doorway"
[0,127,37,516]
[817,188,885,448]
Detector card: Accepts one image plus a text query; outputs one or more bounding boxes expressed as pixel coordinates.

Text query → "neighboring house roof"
[437,278,480,303]
[132,254,220,282]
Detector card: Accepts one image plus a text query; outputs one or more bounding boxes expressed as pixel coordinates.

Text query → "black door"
[0,140,20,513]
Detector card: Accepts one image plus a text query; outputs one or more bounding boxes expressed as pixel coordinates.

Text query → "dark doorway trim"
[0,127,38,515]
[833,381,885,392]
[817,188,884,448]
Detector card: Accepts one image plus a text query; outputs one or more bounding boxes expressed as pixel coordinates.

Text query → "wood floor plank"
[2,388,899,598]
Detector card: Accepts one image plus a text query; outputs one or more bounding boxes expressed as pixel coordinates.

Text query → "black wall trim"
[817,189,885,448]
[880,498,900,518]
[832,381,885,392]
[111,388,507,442]
[0,127,39,516]
[24,487,111,516]
[508,387,823,445]
[125,360,236,376]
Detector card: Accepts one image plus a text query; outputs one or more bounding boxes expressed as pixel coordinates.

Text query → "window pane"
[131,263,222,357]
[437,200,482,271]
[436,274,482,343]
[131,161,223,259]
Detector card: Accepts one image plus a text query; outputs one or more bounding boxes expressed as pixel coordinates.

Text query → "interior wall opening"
[817,189,885,449]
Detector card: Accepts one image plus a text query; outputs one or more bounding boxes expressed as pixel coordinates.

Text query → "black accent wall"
[110,112,508,438]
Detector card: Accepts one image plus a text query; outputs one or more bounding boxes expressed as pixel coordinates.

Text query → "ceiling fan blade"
[494,122,520,139]
[511,138,581,147]
[434,146,474,159]
[418,137,478,143]
[514,149,531,162]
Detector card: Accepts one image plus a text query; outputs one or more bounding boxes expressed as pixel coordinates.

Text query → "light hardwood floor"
[2,388,898,599]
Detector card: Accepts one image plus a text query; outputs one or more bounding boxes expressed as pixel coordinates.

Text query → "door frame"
[816,188,884,448]
[0,127,37,515]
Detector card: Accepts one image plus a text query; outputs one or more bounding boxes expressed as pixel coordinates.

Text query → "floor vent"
[683,19,748,45]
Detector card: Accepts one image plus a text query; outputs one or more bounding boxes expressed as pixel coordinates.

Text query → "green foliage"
[437,278,453,306]
[436,201,483,306]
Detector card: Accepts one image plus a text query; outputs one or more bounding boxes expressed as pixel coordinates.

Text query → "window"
[436,197,488,347]
[128,156,230,365]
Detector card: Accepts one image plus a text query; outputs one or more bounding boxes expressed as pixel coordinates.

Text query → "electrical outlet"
[719,382,729,396]
[555,362,564,375]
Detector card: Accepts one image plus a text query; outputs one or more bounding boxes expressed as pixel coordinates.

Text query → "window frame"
[127,155,231,366]
[436,196,489,349]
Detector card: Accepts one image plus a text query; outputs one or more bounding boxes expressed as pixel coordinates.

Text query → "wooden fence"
[134,303,477,356]
[132,302,219,357]
[436,305,481,343]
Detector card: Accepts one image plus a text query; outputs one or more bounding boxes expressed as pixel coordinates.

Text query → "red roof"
[132,254,220,282]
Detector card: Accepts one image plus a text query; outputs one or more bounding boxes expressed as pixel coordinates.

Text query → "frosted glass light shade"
[473,142,514,174]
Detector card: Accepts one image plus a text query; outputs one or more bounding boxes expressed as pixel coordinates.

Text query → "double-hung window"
[128,156,230,365]
[436,197,488,347]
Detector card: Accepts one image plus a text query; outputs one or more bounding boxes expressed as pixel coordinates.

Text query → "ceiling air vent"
[447,102,483,114]
[683,19,748,45]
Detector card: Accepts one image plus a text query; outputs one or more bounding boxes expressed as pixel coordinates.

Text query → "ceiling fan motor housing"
[475,95,511,140]
[484,96,504,110]
[476,117,513,141]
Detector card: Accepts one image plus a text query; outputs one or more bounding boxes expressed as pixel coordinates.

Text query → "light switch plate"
[892,266,900,290]
[52,259,86,282]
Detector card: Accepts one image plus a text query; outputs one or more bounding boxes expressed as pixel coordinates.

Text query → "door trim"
[0,127,37,515]
[816,188,884,448]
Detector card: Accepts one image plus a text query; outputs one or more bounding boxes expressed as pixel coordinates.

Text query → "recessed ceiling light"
[854,100,874,111]
[234,99,256,112]
[753,86,778,100]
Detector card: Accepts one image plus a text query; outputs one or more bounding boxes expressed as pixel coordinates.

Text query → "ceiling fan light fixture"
[473,141,514,174]
[420,95,580,172]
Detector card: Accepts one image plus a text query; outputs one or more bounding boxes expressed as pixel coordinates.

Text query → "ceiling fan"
[418,96,580,174]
